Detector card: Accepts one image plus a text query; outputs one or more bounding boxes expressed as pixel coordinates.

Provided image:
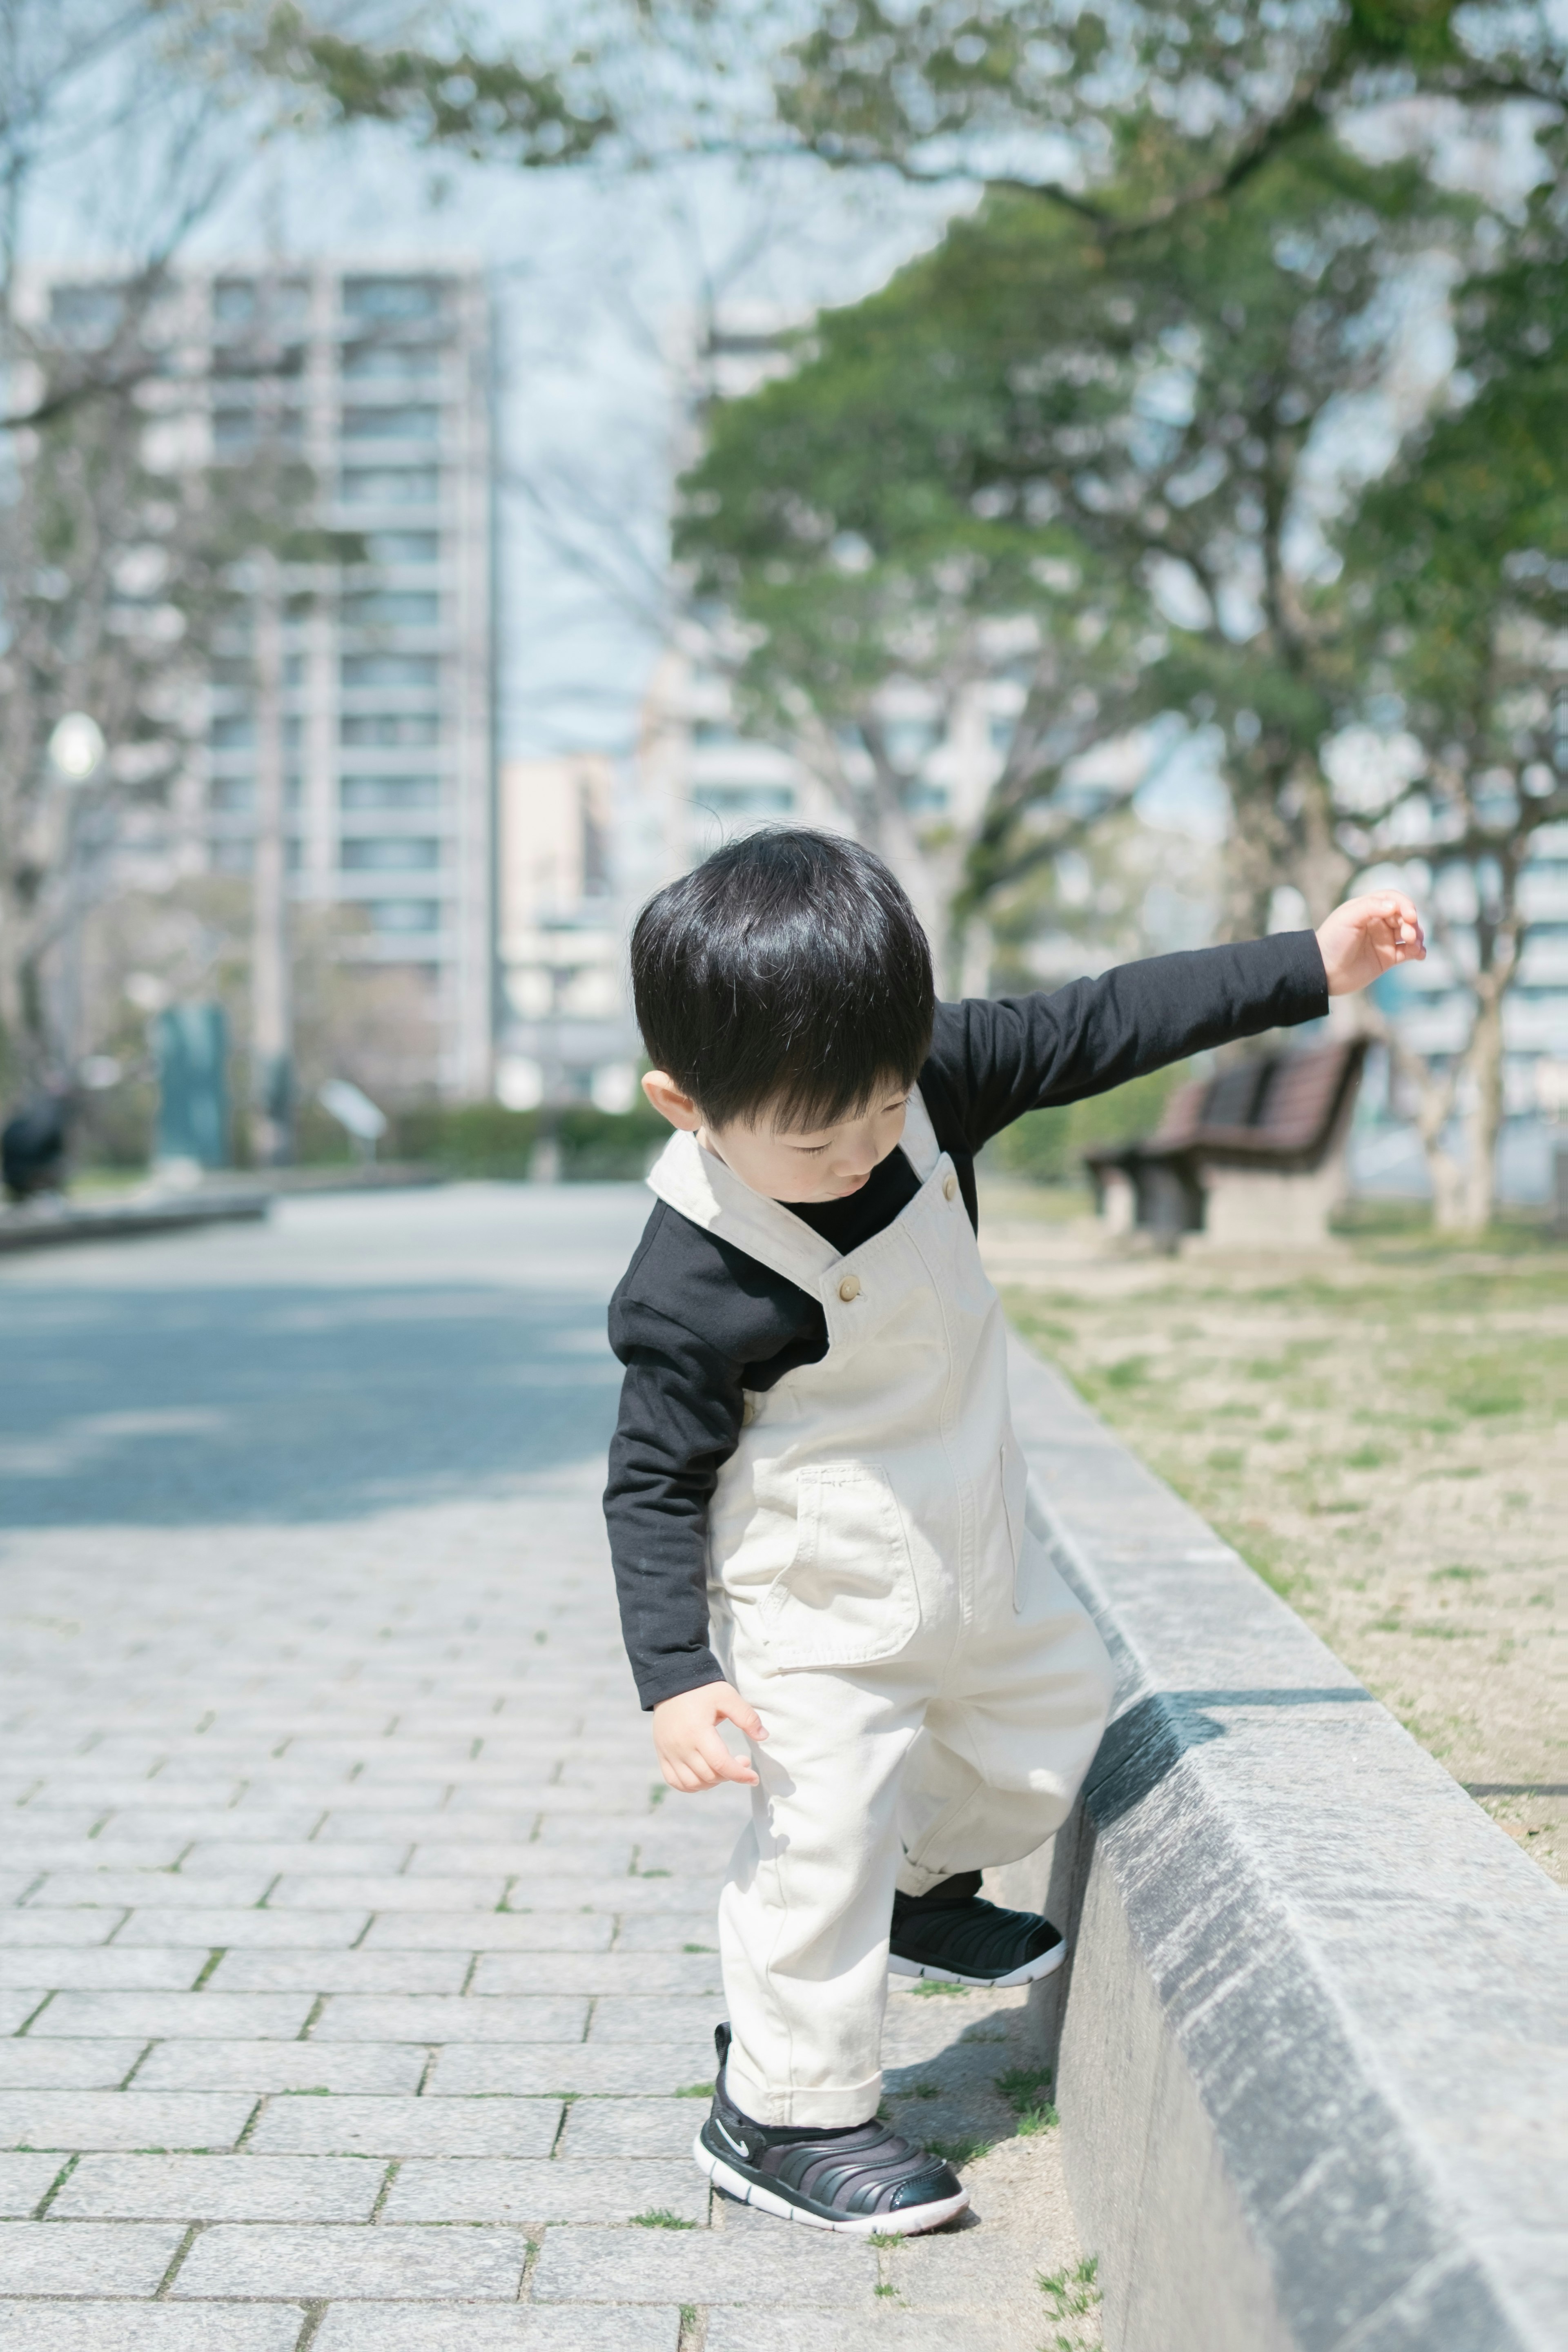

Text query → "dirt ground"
[979,1187,1566,1886]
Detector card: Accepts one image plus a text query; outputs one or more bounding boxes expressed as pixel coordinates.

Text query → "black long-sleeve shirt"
[605,933,1329,1708]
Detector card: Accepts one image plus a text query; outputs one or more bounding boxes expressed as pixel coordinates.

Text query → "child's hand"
[652,1682,768,1792]
[1316,892,1426,996]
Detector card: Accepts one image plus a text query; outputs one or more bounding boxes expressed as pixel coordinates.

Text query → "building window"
[341,590,440,628]
[361,532,440,566]
[340,468,440,506]
[340,713,441,747]
[340,777,443,811]
[210,715,254,750]
[368,898,442,933]
[341,654,440,690]
[213,279,256,323]
[341,837,442,871]
[210,778,255,813]
[693,784,795,816]
[343,277,443,321]
[342,343,441,380]
[50,283,124,339]
[341,405,441,443]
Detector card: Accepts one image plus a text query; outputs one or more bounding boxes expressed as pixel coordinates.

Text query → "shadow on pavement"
[0,1282,621,1527]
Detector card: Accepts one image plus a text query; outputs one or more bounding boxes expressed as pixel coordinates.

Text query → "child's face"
[643,1071,910,1204]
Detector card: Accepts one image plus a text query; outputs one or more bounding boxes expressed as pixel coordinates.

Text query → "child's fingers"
[717,1693,768,1742]
[696,1725,759,1786]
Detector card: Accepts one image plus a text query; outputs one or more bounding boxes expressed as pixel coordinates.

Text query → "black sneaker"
[694,2025,969,2236]
[889,1870,1065,1988]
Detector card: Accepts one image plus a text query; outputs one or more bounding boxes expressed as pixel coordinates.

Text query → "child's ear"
[642,1071,702,1131]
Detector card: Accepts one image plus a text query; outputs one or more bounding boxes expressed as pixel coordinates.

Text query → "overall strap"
[645,1131,841,1294]
[644,1085,943,1294]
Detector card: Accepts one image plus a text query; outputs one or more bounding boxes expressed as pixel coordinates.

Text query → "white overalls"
[646,1090,1114,2128]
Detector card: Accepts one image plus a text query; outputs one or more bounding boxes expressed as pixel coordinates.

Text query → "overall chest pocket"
[759,1461,920,1671]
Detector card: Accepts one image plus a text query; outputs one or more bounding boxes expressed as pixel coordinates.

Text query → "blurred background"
[0,0,1561,1865]
[2,0,1566,1223]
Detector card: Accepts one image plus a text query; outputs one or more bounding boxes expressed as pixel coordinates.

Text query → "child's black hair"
[630,829,935,1131]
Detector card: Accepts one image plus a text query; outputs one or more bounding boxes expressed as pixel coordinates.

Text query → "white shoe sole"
[694,2132,970,2236]
[887,1940,1066,1990]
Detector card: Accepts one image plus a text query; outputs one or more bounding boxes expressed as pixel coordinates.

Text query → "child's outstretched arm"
[1316,891,1425,994]
[653,1682,768,1792]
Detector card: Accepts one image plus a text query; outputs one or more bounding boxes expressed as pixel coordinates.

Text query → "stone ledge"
[0,1190,269,1254]
[1003,1334,1567,2352]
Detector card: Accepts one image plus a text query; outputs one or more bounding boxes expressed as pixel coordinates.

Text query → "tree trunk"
[1452,980,1505,1232]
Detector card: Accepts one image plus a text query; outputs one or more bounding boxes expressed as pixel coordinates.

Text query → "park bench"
[1083,1035,1369,1248]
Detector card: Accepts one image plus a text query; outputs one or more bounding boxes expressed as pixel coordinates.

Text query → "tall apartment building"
[38,258,495,1099]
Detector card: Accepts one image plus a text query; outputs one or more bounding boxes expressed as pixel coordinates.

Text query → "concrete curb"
[0,1189,270,1253]
[1002,1334,1566,2352]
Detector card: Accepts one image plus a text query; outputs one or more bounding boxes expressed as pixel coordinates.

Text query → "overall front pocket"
[758,1461,920,1670]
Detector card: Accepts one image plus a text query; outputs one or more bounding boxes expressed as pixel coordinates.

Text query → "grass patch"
[674,2081,714,2098]
[682,1942,716,1953]
[1014,2101,1060,2135]
[894,2079,942,2100]
[910,1978,969,1998]
[1040,2254,1102,2349]
[995,2063,1054,2113]
[632,2208,695,2229]
[1102,1354,1150,1389]
[926,2133,991,2169]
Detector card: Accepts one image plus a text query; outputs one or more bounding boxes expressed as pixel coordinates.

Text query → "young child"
[604,829,1423,2236]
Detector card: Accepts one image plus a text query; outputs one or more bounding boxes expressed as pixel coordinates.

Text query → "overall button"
[838,1274,862,1303]
[943,1174,958,1202]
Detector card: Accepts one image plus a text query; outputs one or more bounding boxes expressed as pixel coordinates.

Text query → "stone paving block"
[114,1908,370,1949]
[246,2094,561,2157]
[0,2042,146,2091]
[42,1783,245,1813]
[704,2317,1027,2352]
[0,1949,209,1993]
[472,1953,720,1999]
[426,2045,716,2099]
[0,2220,186,2293]
[133,2040,426,2096]
[381,2156,709,2225]
[33,1991,314,2040]
[313,2308,681,2352]
[266,1874,506,1912]
[0,2151,64,2216]
[312,1810,482,1845]
[498,1877,724,1916]
[877,2223,1045,2310]
[612,1915,720,1955]
[361,1913,616,1954]
[6,1807,111,1840]
[0,2303,305,2351]
[178,1841,411,1878]
[560,2098,705,2160]
[0,2092,256,2150]
[52,2152,386,2221]
[311,1993,589,2043]
[208,1949,469,1994]
[171,2221,533,2300]
[406,1840,635,1878]
[0,1989,50,2031]
[0,1912,124,1949]
[96,1807,325,1845]
[9,1840,191,1873]
[530,2223,876,2306]
[26,1873,276,1911]
[587,1997,722,2045]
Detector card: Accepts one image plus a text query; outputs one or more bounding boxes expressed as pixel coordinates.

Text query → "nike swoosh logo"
[711,2117,749,2159]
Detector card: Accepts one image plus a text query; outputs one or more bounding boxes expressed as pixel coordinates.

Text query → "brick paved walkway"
[0,1186,1087,2350]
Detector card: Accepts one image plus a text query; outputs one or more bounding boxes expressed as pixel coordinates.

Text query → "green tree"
[1333,121,1568,1227]
[677,125,1464,953]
